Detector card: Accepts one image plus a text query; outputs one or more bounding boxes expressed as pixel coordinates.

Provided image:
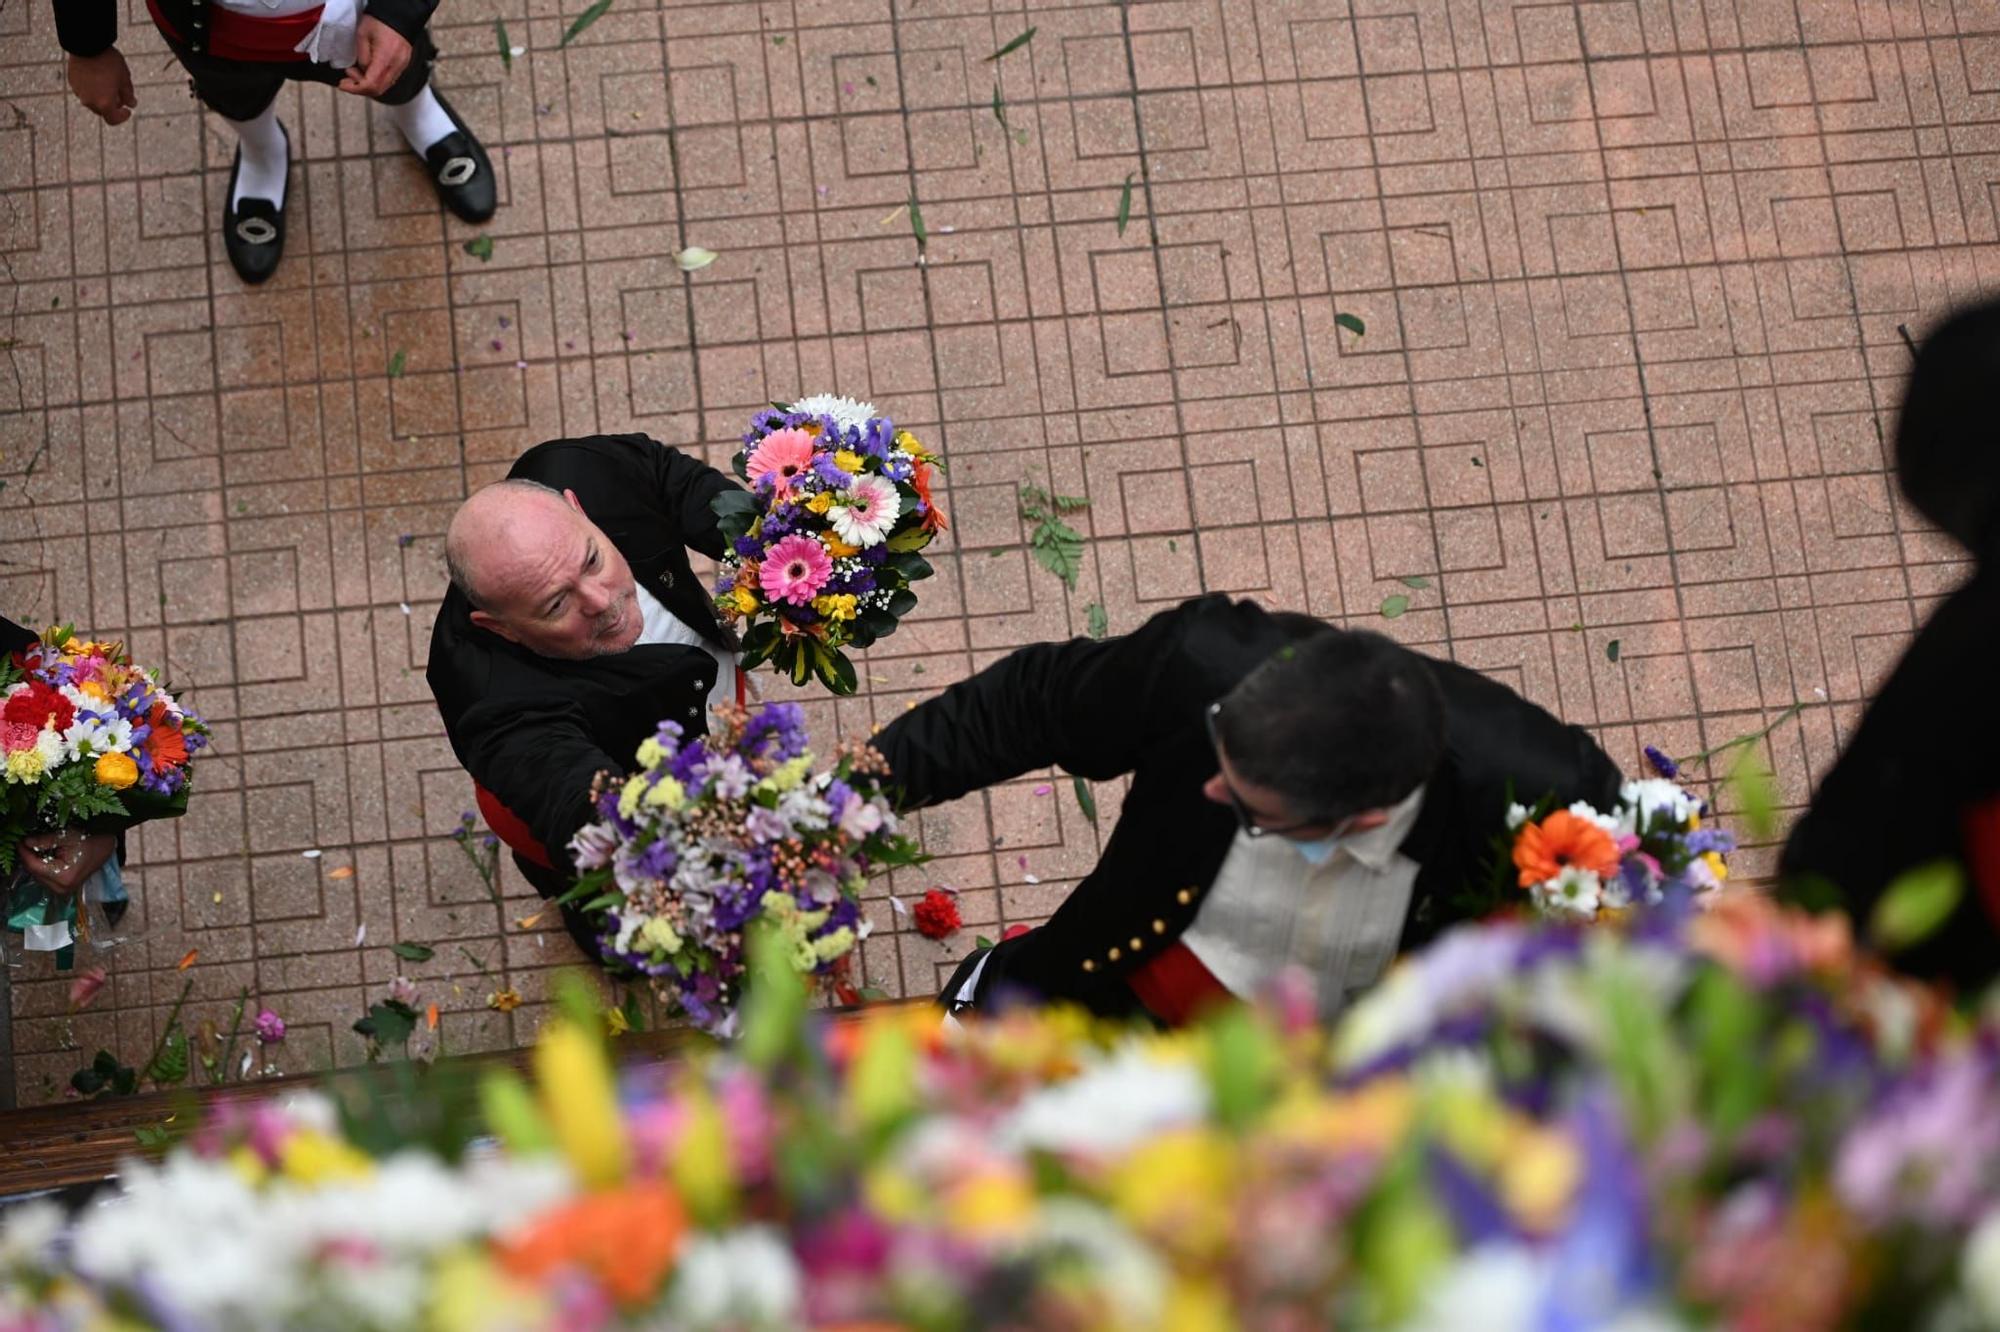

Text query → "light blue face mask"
[1289,818,1357,867]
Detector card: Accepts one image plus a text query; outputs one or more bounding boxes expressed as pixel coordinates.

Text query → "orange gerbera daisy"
[912,458,948,534]
[1512,809,1620,887]
[495,1183,686,1307]
[144,703,189,772]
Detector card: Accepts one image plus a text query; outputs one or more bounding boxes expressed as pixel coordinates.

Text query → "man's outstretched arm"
[871,595,1240,810]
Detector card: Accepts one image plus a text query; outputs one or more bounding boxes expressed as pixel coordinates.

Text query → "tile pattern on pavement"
[1,0,1995,1103]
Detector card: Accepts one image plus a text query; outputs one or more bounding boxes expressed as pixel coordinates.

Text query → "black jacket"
[1782,567,2000,989]
[52,0,437,57]
[874,595,1622,1016]
[426,434,740,886]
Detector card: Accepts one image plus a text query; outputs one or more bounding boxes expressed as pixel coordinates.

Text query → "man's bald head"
[444,479,643,659]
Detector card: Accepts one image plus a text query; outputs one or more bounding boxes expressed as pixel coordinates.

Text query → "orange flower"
[1512,810,1620,887]
[912,459,948,534]
[496,1184,686,1307]
[144,703,188,772]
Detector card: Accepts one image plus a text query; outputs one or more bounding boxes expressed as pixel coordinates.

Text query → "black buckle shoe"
[222,128,288,286]
[421,90,496,223]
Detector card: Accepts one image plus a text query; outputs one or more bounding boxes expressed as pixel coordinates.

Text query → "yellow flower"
[1498,1127,1581,1230]
[1163,1277,1240,1332]
[227,1144,268,1186]
[617,775,647,820]
[279,1130,375,1186]
[76,680,110,702]
[732,585,760,615]
[863,1165,925,1223]
[1704,851,1729,881]
[93,751,139,790]
[640,916,683,955]
[604,1006,630,1037]
[833,449,864,474]
[821,532,861,560]
[1110,1129,1234,1257]
[813,926,856,963]
[763,755,814,794]
[806,491,837,514]
[488,987,524,1012]
[812,593,859,622]
[3,749,48,785]
[945,1168,1035,1240]
[643,776,686,810]
[535,1020,629,1189]
[635,737,669,770]
[894,429,930,461]
[431,1249,548,1332]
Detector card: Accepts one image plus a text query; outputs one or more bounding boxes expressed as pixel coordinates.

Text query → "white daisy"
[1531,865,1602,920]
[789,393,878,433]
[829,473,901,548]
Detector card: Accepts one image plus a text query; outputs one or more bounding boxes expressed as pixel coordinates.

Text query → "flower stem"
[142,977,194,1089]
[1677,701,1807,771]
[211,986,248,1086]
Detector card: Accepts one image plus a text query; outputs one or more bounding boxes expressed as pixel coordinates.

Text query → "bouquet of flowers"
[1504,776,1733,921]
[2,627,208,967]
[564,701,922,1034]
[711,394,947,694]
[10,896,2000,1332]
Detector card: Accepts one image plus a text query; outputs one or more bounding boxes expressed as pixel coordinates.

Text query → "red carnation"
[912,888,962,941]
[3,681,73,735]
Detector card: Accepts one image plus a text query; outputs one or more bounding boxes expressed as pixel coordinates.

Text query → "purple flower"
[746,806,792,844]
[252,1009,286,1044]
[1643,745,1679,779]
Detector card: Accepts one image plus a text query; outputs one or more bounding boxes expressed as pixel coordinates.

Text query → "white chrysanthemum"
[33,727,65,769]
[829,473,901,548]
[668,1227,803,1329]
[1619,778,1695,829]
[1504,802,1532,831]
[789,393,878,432]
[1531,865,1602,920]
[1567,800,1623,836]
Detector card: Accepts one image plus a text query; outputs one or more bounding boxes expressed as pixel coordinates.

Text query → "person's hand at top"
[337,16,412,98]
[18,828,118,897]
[67,48,137,125]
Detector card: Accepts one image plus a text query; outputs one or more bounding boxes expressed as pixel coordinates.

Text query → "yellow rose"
[94,751,139,790]
[833,449,863,473]
[732,586,760,615]
[806,492,836,515]
[822,533,861,559]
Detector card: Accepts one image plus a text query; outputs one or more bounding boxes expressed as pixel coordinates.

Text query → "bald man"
[427,434,744,949]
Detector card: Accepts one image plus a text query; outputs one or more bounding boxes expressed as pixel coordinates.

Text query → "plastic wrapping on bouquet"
[1,858,137,970]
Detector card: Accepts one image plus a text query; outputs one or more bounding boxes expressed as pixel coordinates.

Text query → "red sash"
[146,0,324,63]
[1127,940,1233,1026]
[1964,794,2000,934]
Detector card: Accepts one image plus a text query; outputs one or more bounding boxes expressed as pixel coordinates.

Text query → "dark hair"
[1896,296,2000,560]
[1214,629,1445,823]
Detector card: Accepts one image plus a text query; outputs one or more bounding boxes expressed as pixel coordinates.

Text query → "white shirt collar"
[1327,782,1427,871]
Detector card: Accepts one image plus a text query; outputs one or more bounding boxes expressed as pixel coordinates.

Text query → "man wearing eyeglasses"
[873,593,1621,1024]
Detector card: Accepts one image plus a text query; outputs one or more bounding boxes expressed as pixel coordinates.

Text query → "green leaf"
[975,935,995,950]
[1606,638,1622,663]
[133,1123,172,1150]
[884,588,918,618]
[387,349,407,379]
[1116,173,1135,236]
[145,1027,190,1087]
[1203,1004,1279,1132]
[354,999,419,1050]
[1086,602,1109,639]
[1727,748,1777,842]
[1335,311,1366,337]
[1398,575,1430,589]
[908,190,927,251]
[857,985,890,1002]
[463,234,494,262]
[495,18,514,70]
[884,525,933,552]
[1072,775,1097,826]
[559,0,613,47]
[984,25,1036,61]
[991,84,1008,132]
[1869,860,1965,953]
[710,487,760,536]
[391,941,435,962]
[1379,594,1409,619]
[811,641,859,696]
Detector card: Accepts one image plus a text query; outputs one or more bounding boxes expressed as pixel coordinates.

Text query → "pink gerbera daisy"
[759,534,833,606]
[745,428,817,498]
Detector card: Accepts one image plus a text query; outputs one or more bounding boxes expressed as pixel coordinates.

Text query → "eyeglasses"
[1204,702,1334,839]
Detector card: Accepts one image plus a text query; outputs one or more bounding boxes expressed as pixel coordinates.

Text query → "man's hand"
[338,16,412,98]
[67,49,137,125]
[19,828,118,896]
